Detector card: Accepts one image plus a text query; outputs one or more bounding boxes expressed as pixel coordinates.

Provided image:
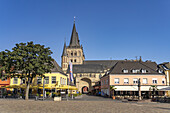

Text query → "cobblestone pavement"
[0,95,170,113]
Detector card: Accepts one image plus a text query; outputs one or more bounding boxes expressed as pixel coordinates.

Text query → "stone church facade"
[61,22,109,93]
[61,22,126,93]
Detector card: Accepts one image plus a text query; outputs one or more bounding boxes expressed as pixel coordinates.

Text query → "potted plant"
[35,93,39,101]
[3,92,7,98]
[46,92,50,97]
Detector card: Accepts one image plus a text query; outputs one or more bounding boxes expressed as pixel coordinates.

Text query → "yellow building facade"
[9,60,69,94]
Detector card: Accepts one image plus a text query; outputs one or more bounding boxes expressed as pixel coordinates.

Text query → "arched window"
[67,51,70,56]
[79,51,81,56]
[74,51,77,56]
[71,51,73,56]
[80,74,82,77]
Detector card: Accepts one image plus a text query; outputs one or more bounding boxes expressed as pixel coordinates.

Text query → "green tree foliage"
[0,41,54,100]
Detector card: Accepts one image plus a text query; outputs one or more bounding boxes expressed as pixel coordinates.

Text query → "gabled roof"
[109,61,162,75]
[84,60,120,70]
[68,23,80,48]
[67,64,105,73]
[51,60,67,76]
[158,62,170,70]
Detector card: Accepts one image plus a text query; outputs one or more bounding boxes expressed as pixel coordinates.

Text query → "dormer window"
[141,69,147,73]
[132,69,140,73]
[159,70,163,73]
[123,69,128,73]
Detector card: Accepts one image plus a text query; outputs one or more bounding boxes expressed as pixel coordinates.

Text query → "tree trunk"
[25,79,30,100]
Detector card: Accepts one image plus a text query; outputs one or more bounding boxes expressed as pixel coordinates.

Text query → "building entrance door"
[82,86,88,94]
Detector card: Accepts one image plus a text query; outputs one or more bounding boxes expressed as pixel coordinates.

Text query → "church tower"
[61,21,85,73]
[61,41,68,72]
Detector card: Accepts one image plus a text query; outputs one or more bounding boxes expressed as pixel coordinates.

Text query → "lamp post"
[43,77,45,101]
[138,78,142,100]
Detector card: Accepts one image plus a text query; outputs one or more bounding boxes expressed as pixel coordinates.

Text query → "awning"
[57,85,78,90]
[159,86,170,91]
[114,86,170,91]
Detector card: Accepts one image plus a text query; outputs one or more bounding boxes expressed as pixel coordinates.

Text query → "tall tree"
[0,41,54,100]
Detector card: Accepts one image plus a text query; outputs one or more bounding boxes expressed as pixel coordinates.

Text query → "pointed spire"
[69,21,80,48]
[62,41,67,56]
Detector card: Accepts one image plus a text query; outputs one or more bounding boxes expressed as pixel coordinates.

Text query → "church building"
[61,22,109,93]
[61,21,165,95]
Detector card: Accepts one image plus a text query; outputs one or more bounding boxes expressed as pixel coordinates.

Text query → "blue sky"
[0,0,169,65]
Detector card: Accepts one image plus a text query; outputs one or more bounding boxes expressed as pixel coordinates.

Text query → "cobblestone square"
[0,95,170,113]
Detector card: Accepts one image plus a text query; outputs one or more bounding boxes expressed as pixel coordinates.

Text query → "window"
[74,52,77,56]
[52,76,56,84]
[80,74,82,77]
[45,76,49,84]
[1,71,6,81]
[143,78,148,84]
[37,77,42,84]
[106,80,108,84]
[123,69,128,73]
[133,78,138,84]
[124,78,129,84]
[71,52,73,56]
[71,59,73,62]
[79,51,81,56]
[132,69,140,73]
[159,70,163,73]
[152,78,157,84]
[114,78,119,84]
[74,59,76,62]
[13,77,18,84]
[162,79,165,84]
[99,74,102,78]
[60,77,62,85]
[141,69,147,73]
[64,79,66,85]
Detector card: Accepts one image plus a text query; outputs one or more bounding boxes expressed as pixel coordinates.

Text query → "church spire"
[62,41,67,56]
[69,21,80,48]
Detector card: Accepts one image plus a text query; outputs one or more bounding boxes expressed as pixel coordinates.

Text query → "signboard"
[61,91,66,94]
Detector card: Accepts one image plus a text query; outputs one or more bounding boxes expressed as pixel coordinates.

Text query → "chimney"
[139,56,142,62]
